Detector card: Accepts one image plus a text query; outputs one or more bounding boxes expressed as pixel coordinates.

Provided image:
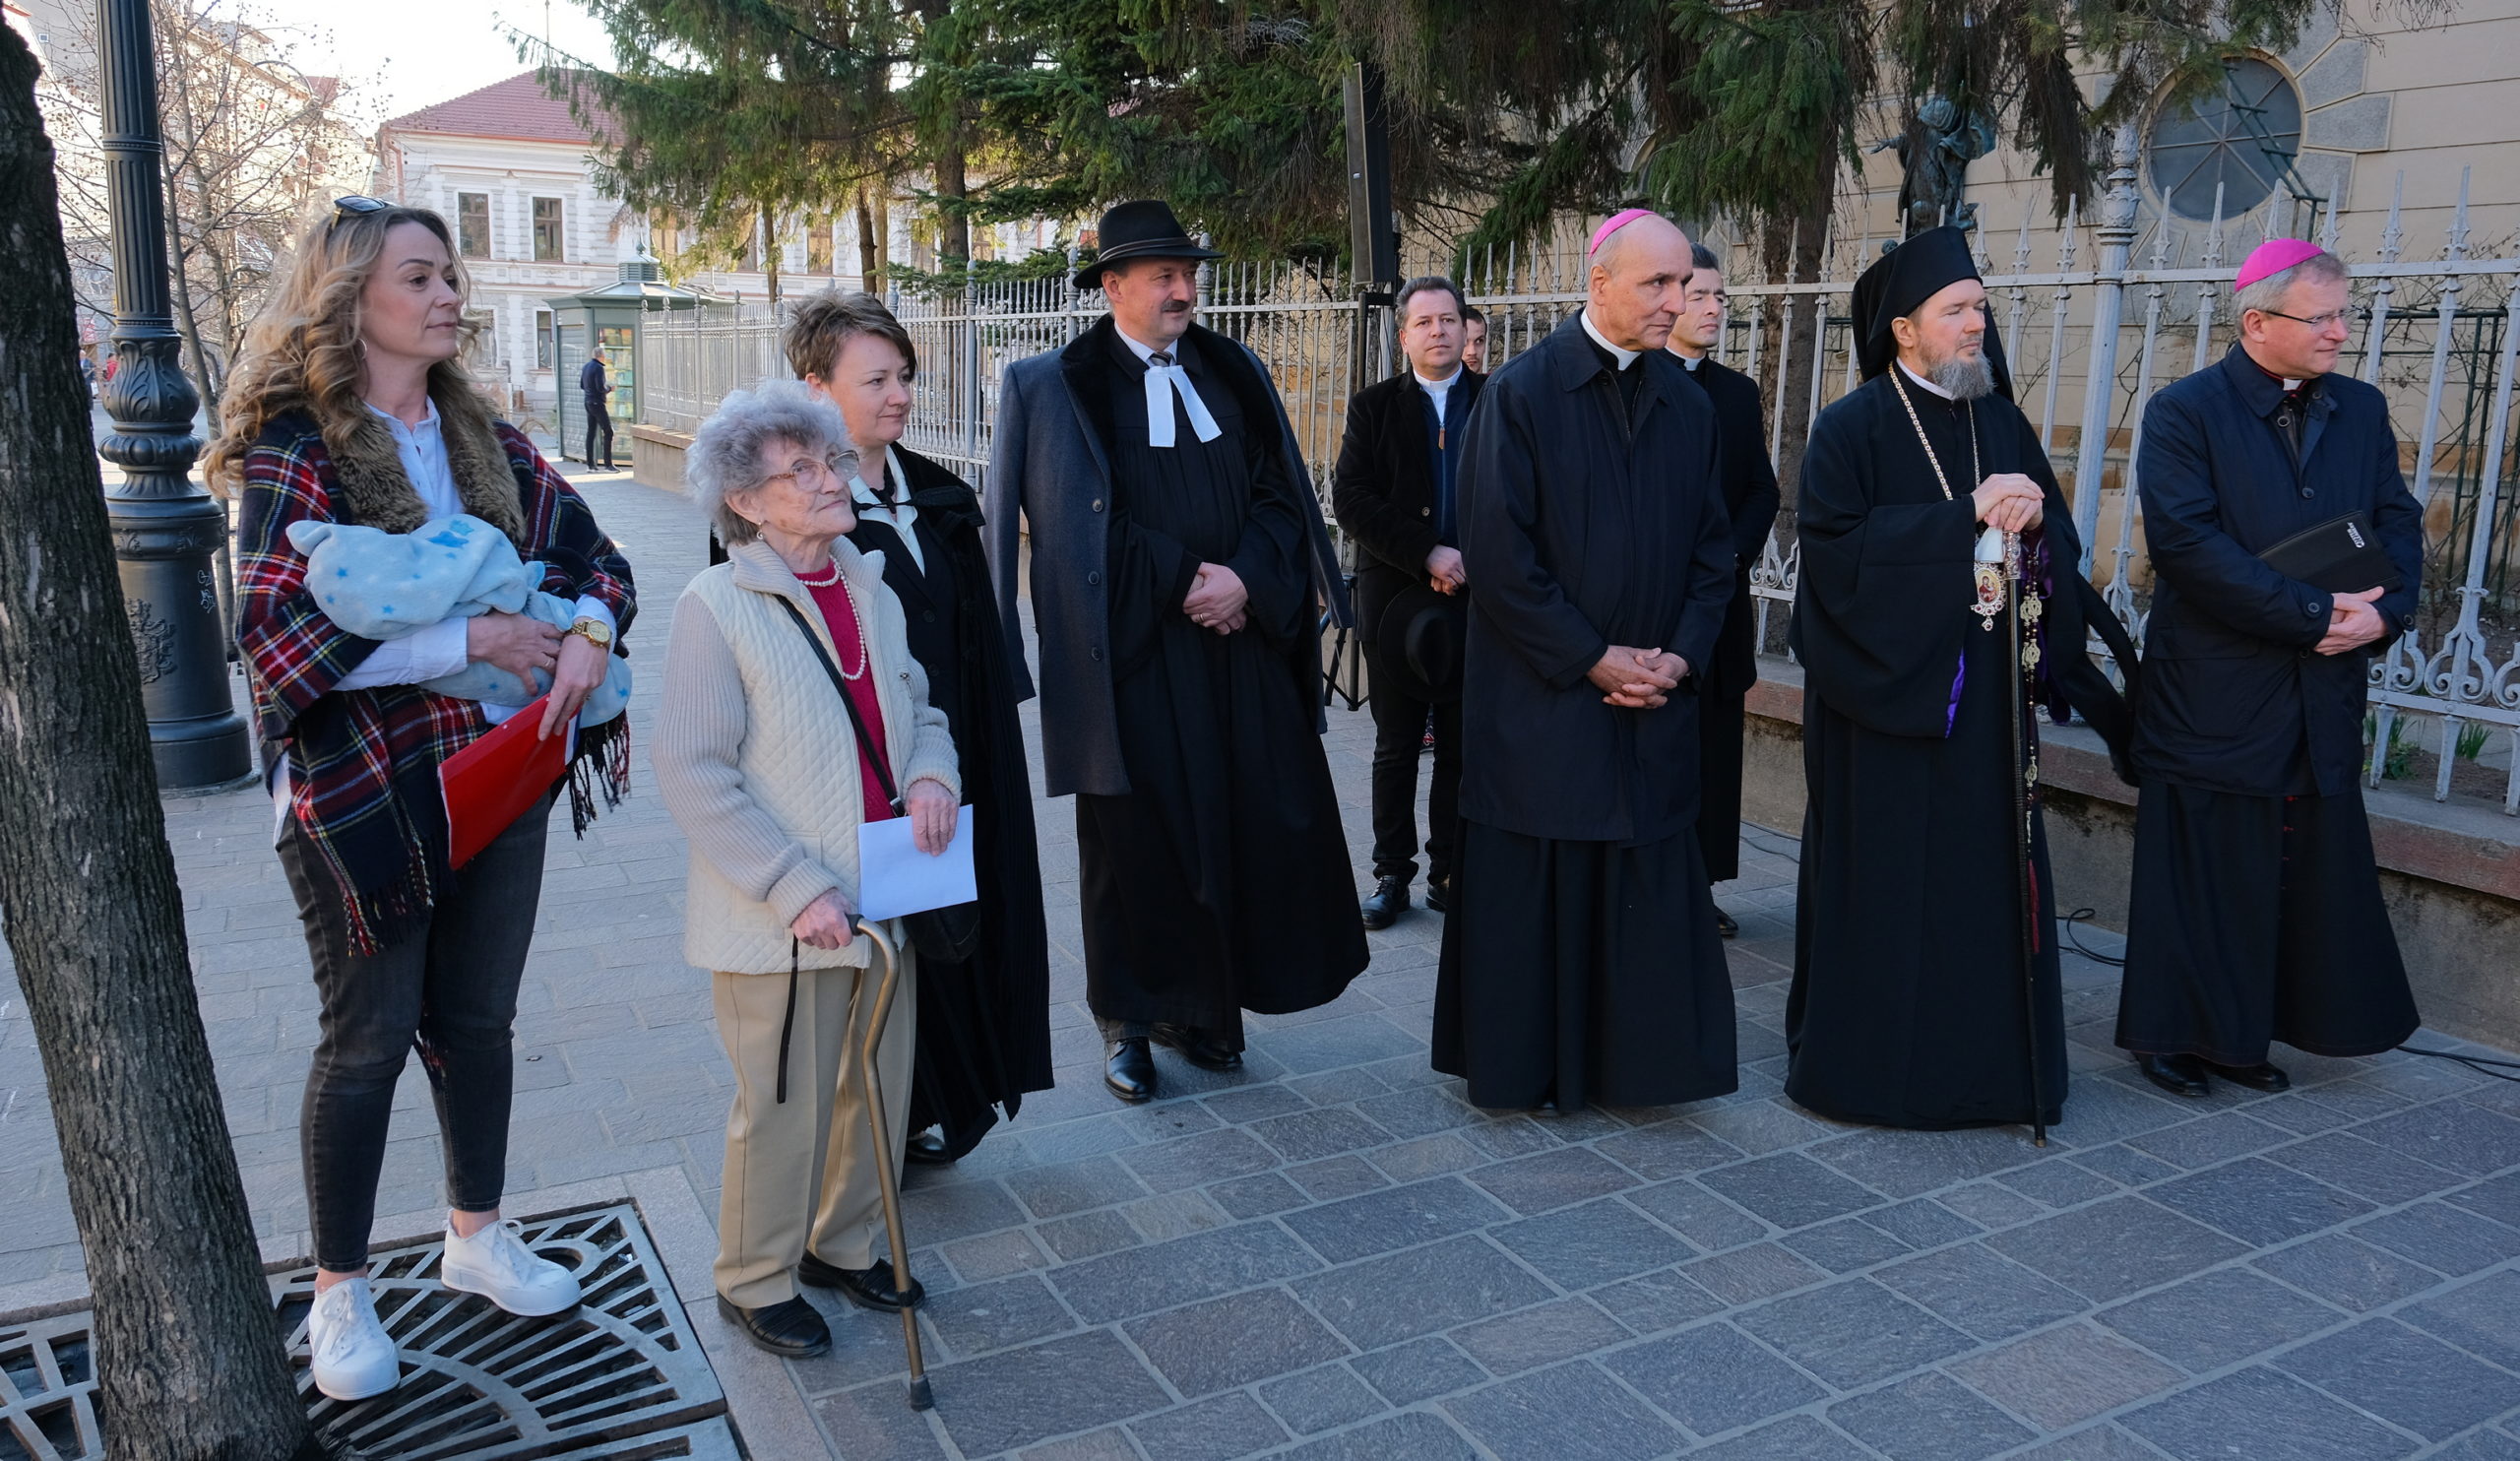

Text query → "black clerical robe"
[1431,315,1740,1111]
[1674,352,1784,883]
[846,446,1052,1159]
[2116,348,2422,1064]
[1067,326,1365,1043]
[1787,368,2127,1130]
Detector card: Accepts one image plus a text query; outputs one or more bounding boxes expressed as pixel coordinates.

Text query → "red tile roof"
[383,70,617,147]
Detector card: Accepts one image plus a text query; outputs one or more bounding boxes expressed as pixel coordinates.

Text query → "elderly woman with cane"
[655,383,960,1359]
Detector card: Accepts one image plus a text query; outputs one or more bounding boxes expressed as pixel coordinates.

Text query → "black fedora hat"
[1375,581,1468,705]
[1075,200,1226,291]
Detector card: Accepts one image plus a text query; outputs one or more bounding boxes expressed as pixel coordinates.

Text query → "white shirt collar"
[1897,359,1956,401]
[1116,328,1185,364]
[1579,309,1641,370]
[365,396,442,438]
[1414,366,1461,395]
[1667,345,1705,372]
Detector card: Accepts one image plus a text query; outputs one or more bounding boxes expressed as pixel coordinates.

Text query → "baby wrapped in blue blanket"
[286,514,631,725]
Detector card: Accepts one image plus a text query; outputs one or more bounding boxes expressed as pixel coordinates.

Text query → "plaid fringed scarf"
[237,404,636,955]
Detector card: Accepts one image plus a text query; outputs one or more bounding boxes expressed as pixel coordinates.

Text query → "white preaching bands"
[1117,328,1224,449]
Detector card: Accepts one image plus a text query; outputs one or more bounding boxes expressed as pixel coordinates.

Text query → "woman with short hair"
[655,382,960,1359]
[785,290,1050,1165]
[211,197,635,1402]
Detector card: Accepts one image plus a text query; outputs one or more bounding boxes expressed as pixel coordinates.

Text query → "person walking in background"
[2115,240,2423,1099]
[580,345,616,471]
[210,196,634,1402]
[985,199,1365,1106]
[1460,305,1489,374]
[1432,210,1739,1112]
[655,383,961,1359]
[1332,274,1482,931]
[1665,242,1782,938]
[786,289,1052,1167]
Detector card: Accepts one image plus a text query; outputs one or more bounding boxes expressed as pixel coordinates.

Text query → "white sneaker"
[440,1218,584,1316]
[307,1275,400,1402]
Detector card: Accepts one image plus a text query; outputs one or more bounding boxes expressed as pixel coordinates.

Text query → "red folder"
[438,696,567,869]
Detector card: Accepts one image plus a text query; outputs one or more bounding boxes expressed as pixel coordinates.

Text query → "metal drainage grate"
[3,1202,732,1461]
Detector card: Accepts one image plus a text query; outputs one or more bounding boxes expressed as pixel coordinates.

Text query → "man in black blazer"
[1665,243,1782,935]
[1331,276,1484,928]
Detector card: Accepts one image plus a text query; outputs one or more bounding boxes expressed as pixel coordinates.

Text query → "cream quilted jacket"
[654,536,961,975]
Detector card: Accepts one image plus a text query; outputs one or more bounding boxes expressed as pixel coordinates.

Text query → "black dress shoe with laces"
[1424,876,1454,915]
[2137,1052,2212,1099]
[1360,875,1410,930]
[716,1295,832,1357]
[796,1253,924,1312]
[2204,1059,2291,1093]
[1714,905,1738,938]
[1105,1037,1156,1103]
[1154,1023,1242,1071]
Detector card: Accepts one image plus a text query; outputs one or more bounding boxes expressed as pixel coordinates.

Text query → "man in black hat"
[1664,242,1782,936]
[1332,274,1483,930]
[985,200,1365,1106]
[1785,226,2132,1132]
[1431,210,1740,1112]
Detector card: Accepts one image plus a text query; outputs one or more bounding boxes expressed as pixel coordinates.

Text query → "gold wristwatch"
[566,616,614,650]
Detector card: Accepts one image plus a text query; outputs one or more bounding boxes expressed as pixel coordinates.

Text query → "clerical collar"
[1897,359,1956,401]
[1578,309,1641,370]
[1414,366,1462,392]
[1668,349,1704,372]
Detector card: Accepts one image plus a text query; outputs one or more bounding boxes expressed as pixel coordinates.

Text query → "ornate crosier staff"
[2005,528,2048,1148]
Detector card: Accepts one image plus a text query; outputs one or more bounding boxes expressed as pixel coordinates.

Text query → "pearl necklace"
[792,559,869,679]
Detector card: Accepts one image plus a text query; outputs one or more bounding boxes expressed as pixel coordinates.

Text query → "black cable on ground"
[2395,1046,2520,1083]
[2059,907,2126,967]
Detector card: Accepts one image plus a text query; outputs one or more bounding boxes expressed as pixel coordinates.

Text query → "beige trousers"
[711,951,916,1307]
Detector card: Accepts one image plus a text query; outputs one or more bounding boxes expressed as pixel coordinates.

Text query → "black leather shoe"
[1424,876,1453,915]
[1153,1024,1242,1071]
[2137,1052,2212,1099]
[716,1295,831,1357]
[796,1253,924,1312]
[1361,875,1410,930]
[1105,1037,1156,1103]
[905,1127,955,1166]
[2204,1059,2291,1093]
[1715,905,1739,938]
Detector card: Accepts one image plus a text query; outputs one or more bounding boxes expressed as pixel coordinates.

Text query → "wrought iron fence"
[640,151,2520,814]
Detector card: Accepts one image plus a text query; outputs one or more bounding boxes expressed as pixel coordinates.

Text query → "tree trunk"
[0,31,329,1461]
[762,206,782,305]
[934,144,969,264]
[868,186,891,288]
[853,185,878,288]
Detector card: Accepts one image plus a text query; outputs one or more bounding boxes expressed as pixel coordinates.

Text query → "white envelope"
[855,810,978,921]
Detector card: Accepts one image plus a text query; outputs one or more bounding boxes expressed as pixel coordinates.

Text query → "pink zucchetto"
[1589,209,1660,257]
[2236,237,2329,291]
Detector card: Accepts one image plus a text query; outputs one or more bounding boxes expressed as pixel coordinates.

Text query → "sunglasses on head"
[328,195,391,233]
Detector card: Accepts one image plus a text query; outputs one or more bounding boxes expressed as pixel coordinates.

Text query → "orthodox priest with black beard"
[987,202,1367,1108]
[1786,228,2134,1133]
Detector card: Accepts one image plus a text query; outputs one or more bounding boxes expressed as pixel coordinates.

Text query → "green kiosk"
[544,255,727,463]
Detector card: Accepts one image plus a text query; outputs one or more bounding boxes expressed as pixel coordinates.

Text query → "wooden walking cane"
[2004,536,2049,1149]
[850,917,934,1410]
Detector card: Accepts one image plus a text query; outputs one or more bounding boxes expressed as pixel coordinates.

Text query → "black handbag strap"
[775,593,905,814]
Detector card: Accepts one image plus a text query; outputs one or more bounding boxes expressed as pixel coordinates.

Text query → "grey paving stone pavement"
[4,467,2520,1457]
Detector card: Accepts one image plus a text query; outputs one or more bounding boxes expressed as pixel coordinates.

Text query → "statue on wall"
[1876,95,1997,238]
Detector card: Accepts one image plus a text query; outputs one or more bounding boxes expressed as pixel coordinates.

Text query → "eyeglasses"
[2258,306,2355,331]
[757,455,851,493]
[327,195,389,235]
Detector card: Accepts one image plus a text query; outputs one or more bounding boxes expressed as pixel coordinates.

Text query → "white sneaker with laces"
[307,1275,400,1402]
[440,1217,583,1316]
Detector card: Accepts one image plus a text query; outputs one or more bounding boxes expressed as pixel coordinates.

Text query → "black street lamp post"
[95,0,252,791]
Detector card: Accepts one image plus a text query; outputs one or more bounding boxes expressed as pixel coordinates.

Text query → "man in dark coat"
[986,200,1365,1105]
[1331,274,1484,930]
[1787,226,2133,1134]
[1665,241,1783,935]
[1431,210,1739,1112]
[2116,240,2423,1099]
[580,346,615,471]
